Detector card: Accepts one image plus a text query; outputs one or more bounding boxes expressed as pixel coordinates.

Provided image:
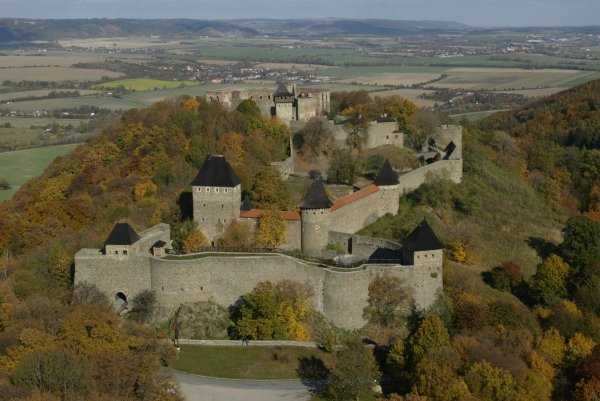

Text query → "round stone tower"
[190,154,242,246]
[300,180,333,257]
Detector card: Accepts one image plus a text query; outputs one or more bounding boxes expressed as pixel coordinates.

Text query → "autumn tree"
[232,280,312,341]
[255,210,287,249]
[374,95,418,132]
[327,337,380,401]
[490,261,524,292]
[363,272,413,329]
[406,314,450,368]
[218,220,255,249]
[405,110,440,151]
[249,165,291,210]
[182,229,209,253]
[528,254,571,305]
[464,360,517,401]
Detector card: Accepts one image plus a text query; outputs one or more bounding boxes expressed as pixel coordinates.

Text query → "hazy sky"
[1,0,599,27]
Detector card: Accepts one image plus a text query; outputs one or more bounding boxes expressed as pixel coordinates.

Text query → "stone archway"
[114,291,128,313]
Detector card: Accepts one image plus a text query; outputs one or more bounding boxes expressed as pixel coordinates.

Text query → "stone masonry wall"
[75,252,439,329]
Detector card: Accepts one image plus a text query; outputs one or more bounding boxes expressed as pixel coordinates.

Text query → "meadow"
[0,143,79,201]
[0,66,123,82]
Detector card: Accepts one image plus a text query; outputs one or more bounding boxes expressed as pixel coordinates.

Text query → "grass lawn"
[0,143,79,202]
[169,345,333,380]
[92,78,199,91]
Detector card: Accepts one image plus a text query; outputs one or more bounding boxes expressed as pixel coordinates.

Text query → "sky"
[1,0,599,27]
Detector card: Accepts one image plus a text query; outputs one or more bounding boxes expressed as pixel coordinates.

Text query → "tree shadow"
[481,271,494,287]
[527,237,557,260]
[296,356,329,394]
[178,191,193,220]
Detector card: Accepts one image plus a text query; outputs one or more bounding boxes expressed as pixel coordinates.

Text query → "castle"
[74,125,463,329]
[206,83,330,123]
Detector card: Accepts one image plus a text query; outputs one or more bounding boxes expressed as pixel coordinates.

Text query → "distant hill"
[0,18,473,42]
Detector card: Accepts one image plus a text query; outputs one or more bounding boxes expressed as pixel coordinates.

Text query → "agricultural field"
[0,143,79,201]
[92,78,199,91]
[430,67,600,90]
[0,117,88,145]
[0,55,106,67]
[0,66,123,81]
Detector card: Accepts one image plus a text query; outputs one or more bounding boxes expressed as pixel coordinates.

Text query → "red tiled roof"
[331,185,379,211]
[239,209,301,221]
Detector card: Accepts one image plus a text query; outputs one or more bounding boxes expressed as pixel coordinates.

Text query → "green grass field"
[92,78,199,91]
[169,345,333,380]
[0,143,79,202]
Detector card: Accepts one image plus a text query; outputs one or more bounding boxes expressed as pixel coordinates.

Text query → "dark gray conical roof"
[402,220,443,252]
[105,222,140,246]
[274,82,293,98]
[300,180,333,209]
[190,154,241,187]
[374,159,399,186]
[240,194,253,211]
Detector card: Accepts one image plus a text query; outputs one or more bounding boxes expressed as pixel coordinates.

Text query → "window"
[201,218,205,222]
[215,188,219,193]
[197,187,201,192]
[123,250,128,255]
[224,188,228,193]
[114,251,118,255]
[206,187,210,192]
[221,204,224,208]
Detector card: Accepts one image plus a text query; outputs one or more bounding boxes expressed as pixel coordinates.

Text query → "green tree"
[327,337,379,401]
[0,176,10,190]
[464,360,517,401]
[406,314,450,368]
[328,149,361,185]
[363,272,413,329]
[249,165,291,210]
[560,215,600,274]
[528,254,571,305]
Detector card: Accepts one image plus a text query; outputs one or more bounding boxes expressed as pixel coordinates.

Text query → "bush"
[129,290,157,324]
[490,261,524,292]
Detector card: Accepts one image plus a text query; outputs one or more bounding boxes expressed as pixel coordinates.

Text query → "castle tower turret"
[401,220,444,310]
[374,159,401,216]
[300,180,333,257]
[273,82,295,122]
[191,155,242,245]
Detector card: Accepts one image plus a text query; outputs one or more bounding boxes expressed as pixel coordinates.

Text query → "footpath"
[174,338,319,348]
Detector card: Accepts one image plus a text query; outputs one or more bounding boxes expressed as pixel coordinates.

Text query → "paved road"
[172,371,312,401]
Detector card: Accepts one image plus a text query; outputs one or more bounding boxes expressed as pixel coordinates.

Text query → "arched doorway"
[114,292,128,313]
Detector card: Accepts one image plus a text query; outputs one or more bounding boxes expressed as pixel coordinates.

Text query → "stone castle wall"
[75,251,441,329]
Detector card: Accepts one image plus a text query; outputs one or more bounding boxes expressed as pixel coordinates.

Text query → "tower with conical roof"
[401,220,444,309]
[191,154,242,245]
[300,180,333,256]
[374,159,401,216]
[273,82,295,121]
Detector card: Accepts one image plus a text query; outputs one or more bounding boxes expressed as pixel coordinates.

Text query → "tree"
[363,272,413,329]
[560,215,600,274]
[129,290,157,324]
[328,149,361,185]
[405,110,440,151]
[374,95,418,132]
[327,338,379,401]
[232,281,312,341]
[71,282,109,307]
[249,165,291,210]
[182,230,209,253]
[12,350,93,398]
[299,117,333,159]
[406,314,450,368]
[341,104,372,149]
[464,360,517,401]
[490,261,524,292]
[255,210,287,249]
[528,254,571,305]
[218,220,255,249]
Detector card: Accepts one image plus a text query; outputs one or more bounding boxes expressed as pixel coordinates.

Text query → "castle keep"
[206,83,330,123]
[74,126,463,329]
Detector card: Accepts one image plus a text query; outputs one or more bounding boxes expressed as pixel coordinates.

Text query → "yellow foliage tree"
[567,333,597,365]
[133,180,158,201]
[0,328,56,373]
[182,230,209,253]
[182,97,199,110]
[255,210,287,249]
[218,220,255,249]
[449,241,477,265]
[528,350,556,380]
[538,328,566,366]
